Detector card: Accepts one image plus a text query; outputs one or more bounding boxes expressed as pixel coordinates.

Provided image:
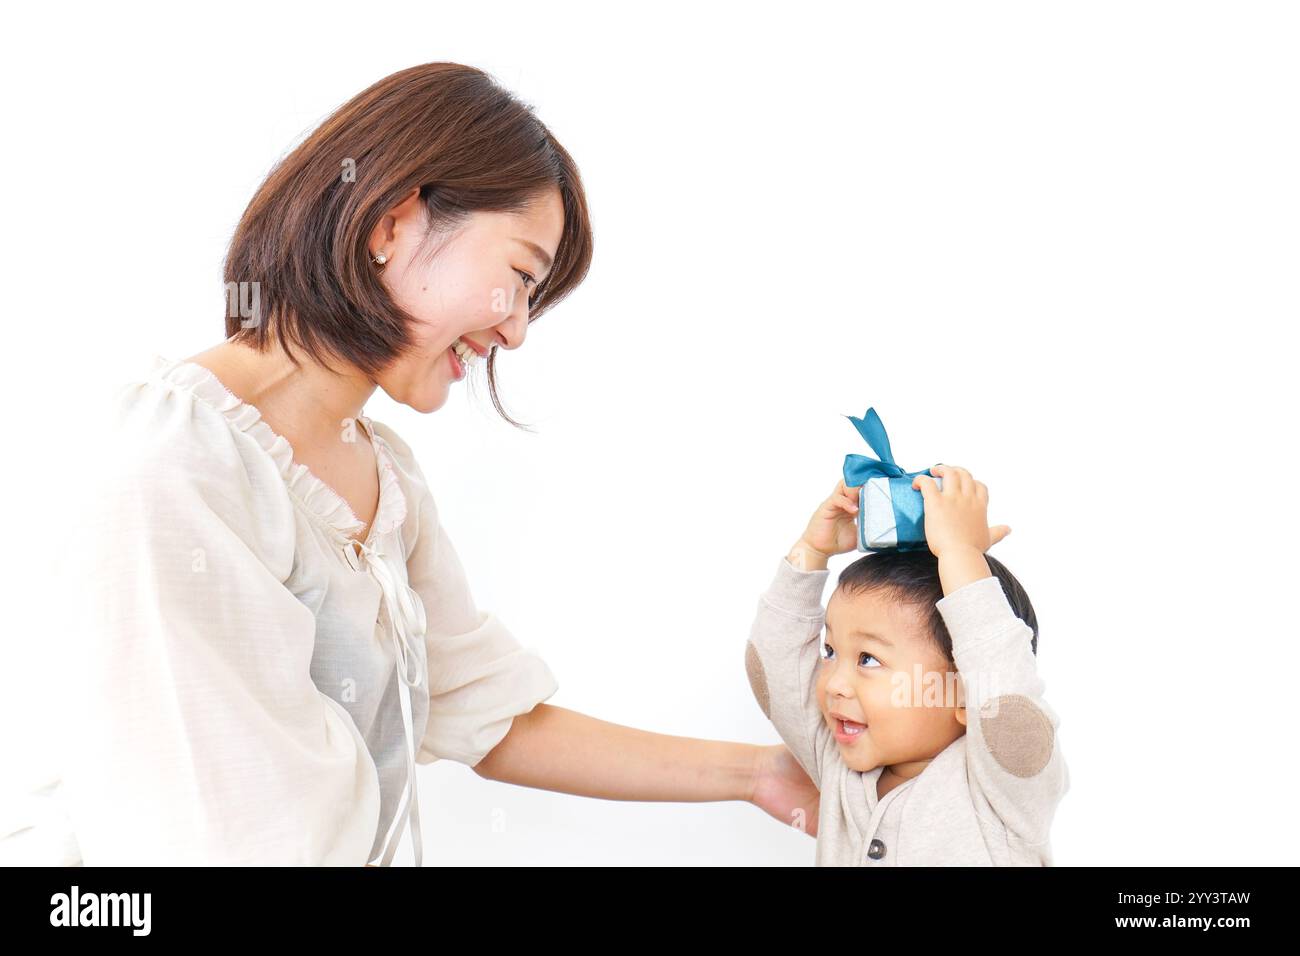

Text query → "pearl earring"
[372,251,388,266]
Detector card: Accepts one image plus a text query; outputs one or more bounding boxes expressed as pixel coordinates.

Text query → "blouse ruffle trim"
[144,355,407,540]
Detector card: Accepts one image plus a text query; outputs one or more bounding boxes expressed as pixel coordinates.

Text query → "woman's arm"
[472,704,758,802]
[376,430,818,829]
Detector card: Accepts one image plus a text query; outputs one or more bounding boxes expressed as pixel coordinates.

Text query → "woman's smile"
[447,336,487,381]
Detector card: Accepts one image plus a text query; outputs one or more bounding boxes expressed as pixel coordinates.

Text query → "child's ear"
[954,705,967,728]
[953,670,967,726]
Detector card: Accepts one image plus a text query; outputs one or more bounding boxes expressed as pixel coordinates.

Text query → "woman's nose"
[493,311,528,351]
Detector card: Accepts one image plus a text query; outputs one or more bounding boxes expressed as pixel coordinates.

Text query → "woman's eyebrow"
[514,237,553,274]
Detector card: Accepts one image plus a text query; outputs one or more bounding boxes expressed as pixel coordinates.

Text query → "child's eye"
[821,643,880,669]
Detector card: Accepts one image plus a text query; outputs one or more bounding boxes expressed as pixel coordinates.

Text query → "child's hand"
[798,478,863,558]
[912,464,1011,558]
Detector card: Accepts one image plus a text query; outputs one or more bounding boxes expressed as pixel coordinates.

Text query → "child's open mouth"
[834,718,867,743]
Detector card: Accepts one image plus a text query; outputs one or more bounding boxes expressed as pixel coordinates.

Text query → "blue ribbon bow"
[842,407,934,552]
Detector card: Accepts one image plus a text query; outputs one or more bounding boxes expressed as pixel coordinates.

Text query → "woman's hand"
[748,744,819,838]
[797,478,863,560]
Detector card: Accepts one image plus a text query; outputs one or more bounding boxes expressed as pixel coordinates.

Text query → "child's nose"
[825,669,854,695]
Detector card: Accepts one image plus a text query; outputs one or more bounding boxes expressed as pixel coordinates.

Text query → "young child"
[744,464,1069,866]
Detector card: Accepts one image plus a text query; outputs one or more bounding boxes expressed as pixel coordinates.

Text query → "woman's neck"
[185,338,377,448]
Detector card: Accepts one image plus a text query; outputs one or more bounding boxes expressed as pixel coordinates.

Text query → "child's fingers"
[835,478,862,510]
[933,463,971,494]
[827,490,858,513]
[928,465,948,493]
[988,524,1012,547]
[931,464,957,492]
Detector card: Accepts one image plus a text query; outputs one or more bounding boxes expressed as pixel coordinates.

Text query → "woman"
[49,62,819,865]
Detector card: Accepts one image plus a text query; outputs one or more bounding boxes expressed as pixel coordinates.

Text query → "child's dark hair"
[833,549,1038,662]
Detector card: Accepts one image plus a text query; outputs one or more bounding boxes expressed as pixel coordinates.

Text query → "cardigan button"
[866,838,887,861]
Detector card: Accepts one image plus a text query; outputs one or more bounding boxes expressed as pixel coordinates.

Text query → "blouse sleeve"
[378,427,560,769]
[63,383,381,865]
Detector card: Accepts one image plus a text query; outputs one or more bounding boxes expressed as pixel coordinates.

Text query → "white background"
[2,0,1297,865]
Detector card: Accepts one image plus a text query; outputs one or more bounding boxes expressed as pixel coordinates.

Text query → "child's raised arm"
[743,479,862,791]
[914,466,1069,850]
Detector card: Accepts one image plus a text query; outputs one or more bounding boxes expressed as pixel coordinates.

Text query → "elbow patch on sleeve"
[745,641,771,719]
[980,694,1054,778]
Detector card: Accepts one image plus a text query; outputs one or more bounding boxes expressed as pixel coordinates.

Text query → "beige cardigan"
[744,557,1069,866]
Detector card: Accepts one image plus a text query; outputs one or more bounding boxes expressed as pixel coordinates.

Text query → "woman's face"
[369,185,566,413]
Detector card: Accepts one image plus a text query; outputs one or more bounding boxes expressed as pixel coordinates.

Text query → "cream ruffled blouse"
[33,354,559,865]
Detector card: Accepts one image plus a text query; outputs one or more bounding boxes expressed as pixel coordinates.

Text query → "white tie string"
[350,535,427,867]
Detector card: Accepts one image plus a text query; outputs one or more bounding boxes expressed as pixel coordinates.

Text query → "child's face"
[815,586,967,775]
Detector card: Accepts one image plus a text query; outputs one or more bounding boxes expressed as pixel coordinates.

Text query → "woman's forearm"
[472,703,759,803]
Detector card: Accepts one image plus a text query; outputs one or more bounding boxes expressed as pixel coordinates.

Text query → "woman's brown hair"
[222,62,594,430]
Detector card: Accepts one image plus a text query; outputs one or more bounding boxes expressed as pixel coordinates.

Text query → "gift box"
[842,407,942,553]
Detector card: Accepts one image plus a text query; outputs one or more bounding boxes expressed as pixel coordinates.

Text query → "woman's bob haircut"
[222,61,594,430]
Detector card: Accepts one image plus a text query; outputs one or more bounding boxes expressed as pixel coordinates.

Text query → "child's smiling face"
[816,585,968,775]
